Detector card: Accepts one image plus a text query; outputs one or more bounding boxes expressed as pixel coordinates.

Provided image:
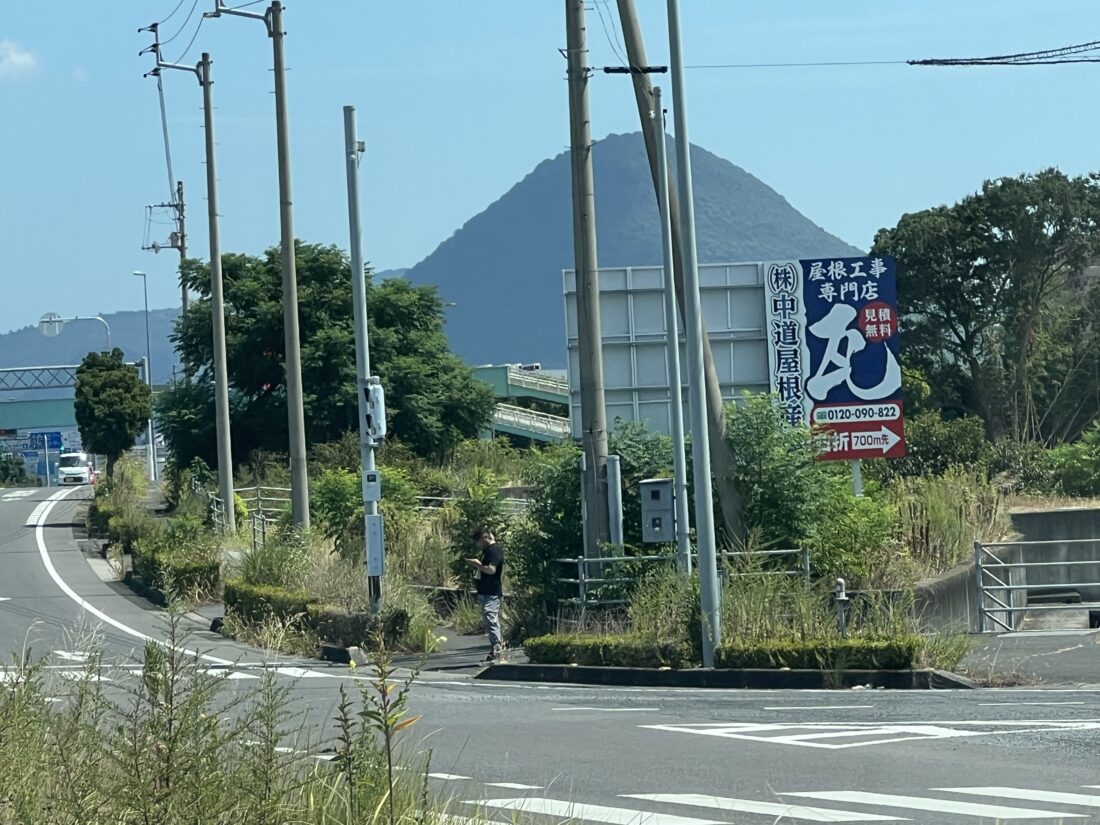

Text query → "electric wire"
[160,0,200,47]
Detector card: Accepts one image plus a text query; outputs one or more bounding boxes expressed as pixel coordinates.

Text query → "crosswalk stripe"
[2,490,34,500]
[627,793,905,822]
[940,787,1100,808]
[785,791,1088,820]
[470,797,723,825]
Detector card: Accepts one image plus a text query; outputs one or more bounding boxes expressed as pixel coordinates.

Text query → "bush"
[872,412,991,480]
[132,515,222,597]
[988,438,1055,494]
[223,579,315,627]
[523,633,694,668]
[716,636,922,670]
[235,531,310,588]
[807,478,902,584]
[1047,421,1100,496]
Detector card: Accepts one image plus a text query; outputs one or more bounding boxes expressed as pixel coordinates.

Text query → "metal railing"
[505,367,569,398]
[235,485,292,520]
[557,546,811,607]
[415,495,531,516]
[976,538,1100,633]
[492,403,572,440]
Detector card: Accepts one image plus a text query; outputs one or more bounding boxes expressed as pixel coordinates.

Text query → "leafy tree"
[0,455,27,485]
[74,349,152,475]
[873,169,1100,443]
[162,243,495,467]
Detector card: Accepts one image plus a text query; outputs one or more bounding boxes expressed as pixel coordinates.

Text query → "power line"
[911,39,1100,66]
[592,0,629,66]
[172,14,206,64]
[685,59,906,69]
[161,0,200,47]
[157,0,188,27]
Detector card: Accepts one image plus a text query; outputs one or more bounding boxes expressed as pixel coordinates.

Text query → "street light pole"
[207,0,309,529]
[134,271,157,482]
[666,0,721,667]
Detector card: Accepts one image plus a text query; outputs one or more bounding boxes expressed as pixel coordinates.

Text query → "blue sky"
[1,1,1098,336]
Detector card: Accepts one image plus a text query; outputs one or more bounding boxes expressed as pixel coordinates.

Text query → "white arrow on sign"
[849,426,901,454]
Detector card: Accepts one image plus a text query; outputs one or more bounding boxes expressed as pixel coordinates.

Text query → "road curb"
[477,663,976,690]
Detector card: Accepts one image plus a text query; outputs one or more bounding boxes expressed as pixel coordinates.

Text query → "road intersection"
[2,487,1100,823]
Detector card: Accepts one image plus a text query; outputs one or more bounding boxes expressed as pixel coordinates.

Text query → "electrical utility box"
[640,478,675,543]
[362,469,382,503]
[363,377,387,441]
[366,513,385,577]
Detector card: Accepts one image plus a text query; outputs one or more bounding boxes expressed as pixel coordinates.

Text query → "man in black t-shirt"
[466,526,505,661]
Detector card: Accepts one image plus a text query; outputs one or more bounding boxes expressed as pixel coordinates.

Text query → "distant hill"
[408,131,862,367]
[0,309,180,394]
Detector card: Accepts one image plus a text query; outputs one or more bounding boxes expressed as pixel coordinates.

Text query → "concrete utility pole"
[343,105,383,605]
[207,0,309,528]
[133,271,158,482]
[154,51,236,532]
[177,180,189,313]
[565,0,611,558]
[652,87,692,576]
[613,0,744,545]
[665,0,721,666]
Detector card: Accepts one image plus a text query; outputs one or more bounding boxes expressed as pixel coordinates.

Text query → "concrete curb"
[477,663,976,690]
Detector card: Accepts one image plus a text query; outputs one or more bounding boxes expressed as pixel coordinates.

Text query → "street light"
[133,271,158,482]
[39,313,112,350]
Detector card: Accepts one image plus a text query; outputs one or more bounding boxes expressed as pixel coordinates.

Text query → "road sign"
[765,255,905,461]
[29,432,62,450]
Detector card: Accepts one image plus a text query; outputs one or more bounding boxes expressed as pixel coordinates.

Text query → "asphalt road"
[3,486,1100,824]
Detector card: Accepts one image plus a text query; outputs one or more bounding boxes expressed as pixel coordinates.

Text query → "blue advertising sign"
[29,432,63,450]
[765,255,905,460]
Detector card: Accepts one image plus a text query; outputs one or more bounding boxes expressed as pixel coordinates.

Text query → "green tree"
[162,243,495,467]
[873,169,1100,443]
[74,349,152,475]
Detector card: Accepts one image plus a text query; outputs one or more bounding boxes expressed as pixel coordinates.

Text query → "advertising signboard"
[765,255,905,461]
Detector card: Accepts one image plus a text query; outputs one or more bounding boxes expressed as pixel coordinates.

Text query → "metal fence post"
[835,577,849,638]
[577,556,588,606]
[974,540,986,633]
[801,546,811,585]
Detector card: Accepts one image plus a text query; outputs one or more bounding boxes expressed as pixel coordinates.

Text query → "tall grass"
[0,614,474,825]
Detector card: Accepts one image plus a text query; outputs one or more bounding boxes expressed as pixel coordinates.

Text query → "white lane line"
[764,705,874,711]
[978,701,1086,706]
[25,499,51,527]
[628,793,904,822]
[940,787,1100,808]
[429,773,472,781]
[485,782,544,790]
[0,597,8,602]
[471,797,722,825]
[33,488,235,667]
[551,706,660,713]
[785,791,1088,820]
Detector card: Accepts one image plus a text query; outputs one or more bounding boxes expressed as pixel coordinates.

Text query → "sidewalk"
[392,627,527,674]
[958,612,1100,687]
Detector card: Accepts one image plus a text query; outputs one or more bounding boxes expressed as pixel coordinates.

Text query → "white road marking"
[25,499,52,527]
[2,490,34,500]
[272,666,330,678]
[0,597,8,602]
[485,782,544,790]
[552,706,660,713]
[785,791,1087,820]
[471,797,722,825]
[53,650,92,662]
[429,773,472,781]
[643,719,1100,749]
[628,793,904,822]
[33,488,235,667]
[979,701,1086,706]
[764,705,874,711]
[940,786,1100,808]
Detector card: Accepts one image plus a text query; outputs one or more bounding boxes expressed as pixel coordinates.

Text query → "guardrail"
[557,547,810,607]
[506,367,569,397]
[492,403,571,440]
[976,538,1100,633]
[235,485,292,520]
[416,495,531,516]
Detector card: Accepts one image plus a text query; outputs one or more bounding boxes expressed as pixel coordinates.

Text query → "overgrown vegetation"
[0,613,473,825]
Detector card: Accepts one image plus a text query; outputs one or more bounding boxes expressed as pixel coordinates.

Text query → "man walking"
[466,526,505,662]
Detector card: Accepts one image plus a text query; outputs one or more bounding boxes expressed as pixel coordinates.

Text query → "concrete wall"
[913,542,1027,633]
[1008,508,1100,602]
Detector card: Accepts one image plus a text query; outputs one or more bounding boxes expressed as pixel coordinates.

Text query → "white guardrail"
[493,403,572,439]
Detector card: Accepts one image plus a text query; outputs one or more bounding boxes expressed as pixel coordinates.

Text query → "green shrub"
[235,531,310,588]
[1047,421,1100,496]
[448,467,510,583]
[807,478,901,584]
[223,579,315,627]
[628,566,699,650]
[716,636,921,670]
[873,412,992,480]
[523,633,695,668]
[988,438,1055,494]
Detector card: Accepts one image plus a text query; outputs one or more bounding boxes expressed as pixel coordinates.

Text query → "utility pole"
[652,87,692,576]
[565,0,611,558]
[207,0,309,528]
[177,180,188,313]
[613,0,744,544]
[152,50,237,533]
[666,0,720,666]
[344,105,384,606]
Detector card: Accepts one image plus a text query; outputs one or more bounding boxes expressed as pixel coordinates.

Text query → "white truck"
[57,451,97,487]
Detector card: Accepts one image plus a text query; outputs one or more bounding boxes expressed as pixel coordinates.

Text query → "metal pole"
[565,0,610,558]
[142,357,156,483]
[138,274,157,481]
[974,540,986,633]
[851,459,863,497]
[607,454,623,546]
[177,180,189,314]
[653,86,692,577]
[667,0,720,667]
[269,1,310,529]
[344,105,382,605]
[200,52,236,534]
